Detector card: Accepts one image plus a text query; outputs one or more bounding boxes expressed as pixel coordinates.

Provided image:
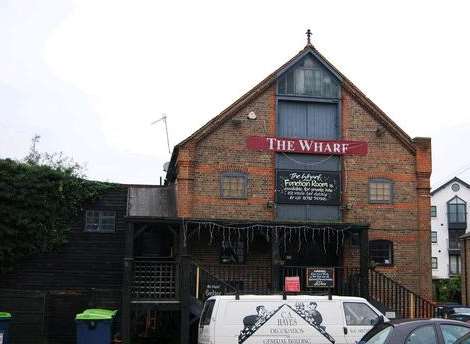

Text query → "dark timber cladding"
[0,187,128,344]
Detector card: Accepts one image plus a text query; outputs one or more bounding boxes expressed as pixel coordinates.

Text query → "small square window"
[431,206,437,217]
[369,240,393,266]
[220,240,245,264]
[431,231,438,243]
[220,173,248,199]
[85,210,116,232]
[432,257,438,269]
[369,179,393,204]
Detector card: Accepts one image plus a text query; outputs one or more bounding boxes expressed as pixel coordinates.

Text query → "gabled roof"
[166,43,417,181]
[431,177,470,195]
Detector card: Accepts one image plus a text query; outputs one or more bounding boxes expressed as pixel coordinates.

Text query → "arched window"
[277,55,340,98]
[369,240,393,266]
[447,196,467,227]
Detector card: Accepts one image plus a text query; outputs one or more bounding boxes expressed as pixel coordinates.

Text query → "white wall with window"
[431,177,470,280]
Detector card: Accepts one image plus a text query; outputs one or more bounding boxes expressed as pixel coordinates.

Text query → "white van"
[198,295,387,344]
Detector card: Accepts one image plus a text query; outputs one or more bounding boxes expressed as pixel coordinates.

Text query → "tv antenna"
[151,114,171,154]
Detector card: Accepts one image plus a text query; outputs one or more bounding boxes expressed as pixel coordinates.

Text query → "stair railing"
[368,268,437,318]
[188,261,239,303]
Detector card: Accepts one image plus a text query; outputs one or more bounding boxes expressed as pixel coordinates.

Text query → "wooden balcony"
[131,258,178,302]
[127,259,437,319]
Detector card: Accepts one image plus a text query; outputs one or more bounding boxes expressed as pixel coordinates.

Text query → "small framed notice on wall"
[306,268,335,288]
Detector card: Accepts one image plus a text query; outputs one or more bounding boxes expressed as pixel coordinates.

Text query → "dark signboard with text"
[306,268,335,288]
[276,170,340,205]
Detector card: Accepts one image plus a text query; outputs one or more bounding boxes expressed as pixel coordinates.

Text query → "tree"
[0,136,115,273]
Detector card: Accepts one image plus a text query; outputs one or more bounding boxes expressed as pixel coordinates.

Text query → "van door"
[342,302,381,344]
[314,301,348,344]
[199,299,216,344]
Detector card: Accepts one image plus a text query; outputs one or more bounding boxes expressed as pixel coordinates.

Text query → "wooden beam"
[122,222,135,344]
[179,221,190,344]
[271,232,281,292]
[133,224,149,240]
[359,226,369,300]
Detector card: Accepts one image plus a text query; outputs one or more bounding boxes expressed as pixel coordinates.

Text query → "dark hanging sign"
[247,136,368,156]
[306,268,335,288]
[276,170,340,205]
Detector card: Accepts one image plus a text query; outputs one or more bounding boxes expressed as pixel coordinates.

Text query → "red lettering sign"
[284,276,301,292]
[247,136,368,156]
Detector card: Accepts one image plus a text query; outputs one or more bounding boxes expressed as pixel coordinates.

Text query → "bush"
[435,276,461,303]
[0,158,116,273]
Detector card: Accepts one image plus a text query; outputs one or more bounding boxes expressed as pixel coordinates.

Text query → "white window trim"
[85,210,116,232]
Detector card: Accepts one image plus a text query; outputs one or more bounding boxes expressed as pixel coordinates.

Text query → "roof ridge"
[431,176,470,195]
[167,44,420,181]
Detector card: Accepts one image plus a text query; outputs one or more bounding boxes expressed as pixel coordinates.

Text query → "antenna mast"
[151,114,171,154]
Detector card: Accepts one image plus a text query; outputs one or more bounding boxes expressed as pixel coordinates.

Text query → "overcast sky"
[1,0,469,188]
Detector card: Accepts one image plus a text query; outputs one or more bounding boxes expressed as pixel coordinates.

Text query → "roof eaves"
[309,47,416,154]
[175,45,312,148]
[431,177,470,195]
[167,43,419,177]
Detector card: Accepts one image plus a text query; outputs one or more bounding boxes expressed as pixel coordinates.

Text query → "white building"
[431,177,470,280]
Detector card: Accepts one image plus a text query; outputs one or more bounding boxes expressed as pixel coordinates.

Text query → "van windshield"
[200,300,215,326]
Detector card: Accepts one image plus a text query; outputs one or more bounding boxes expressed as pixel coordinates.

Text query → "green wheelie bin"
[76,309,117,344]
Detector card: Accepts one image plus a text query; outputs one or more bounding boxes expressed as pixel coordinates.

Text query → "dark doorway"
[135,225,176,258]
[281,236,340,267]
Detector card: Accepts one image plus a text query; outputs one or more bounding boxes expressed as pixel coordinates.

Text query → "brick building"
[122,39,435,342]
[165,42,432,287]
[0,40,435,344]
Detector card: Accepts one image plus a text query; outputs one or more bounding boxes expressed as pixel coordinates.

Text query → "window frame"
[220,239,246,265]
[431,231,438,244]
[432,257,438,269]
[200,300,216,326]
[439,323,470,344]
[368,178,393,204]
[343,302,380,326]
[369,240,394,266]
[449,255,461,275]
[220,172,248,199]
[447,196,467,226]
[84,210,116,232]
[431,205,437,217]
[405,324,438,344]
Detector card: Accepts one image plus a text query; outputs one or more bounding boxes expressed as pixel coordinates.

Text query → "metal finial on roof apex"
[306,29,312,45]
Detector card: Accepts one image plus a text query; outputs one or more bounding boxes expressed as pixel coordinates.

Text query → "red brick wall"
[177,84,277,220]
[174,81,432,300]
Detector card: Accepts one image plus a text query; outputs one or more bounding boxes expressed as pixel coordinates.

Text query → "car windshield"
[454,308,470,314]
[359,324,393,344]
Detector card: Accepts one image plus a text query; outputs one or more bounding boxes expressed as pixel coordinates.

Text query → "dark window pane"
[432,257,438,269]
[200,300,215,326]
[85,210,115,232]
[440,324,470,344]
[370,240,393,265]
[406,325,437,344]
[220,240,245,264]
[343,302,379,326]
[363,326,393,344]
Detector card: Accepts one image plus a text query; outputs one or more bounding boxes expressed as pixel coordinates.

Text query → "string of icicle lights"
[182,220,352,256]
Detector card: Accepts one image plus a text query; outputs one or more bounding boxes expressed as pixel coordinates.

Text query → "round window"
[452,183,460,192]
